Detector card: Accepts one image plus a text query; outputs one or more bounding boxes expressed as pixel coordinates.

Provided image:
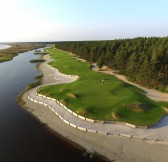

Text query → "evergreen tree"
[97,55,104,70]
[55,37,168,91]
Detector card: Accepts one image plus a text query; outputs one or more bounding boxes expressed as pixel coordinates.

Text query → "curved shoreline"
[0,44,11,50]
[22,53,168,162]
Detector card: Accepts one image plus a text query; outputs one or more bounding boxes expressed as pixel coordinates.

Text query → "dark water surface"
[0,49,107,162]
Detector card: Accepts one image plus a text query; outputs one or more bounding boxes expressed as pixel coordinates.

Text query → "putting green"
[38,48,165,125]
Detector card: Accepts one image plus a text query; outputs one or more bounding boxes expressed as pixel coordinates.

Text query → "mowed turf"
[38,48,165,125]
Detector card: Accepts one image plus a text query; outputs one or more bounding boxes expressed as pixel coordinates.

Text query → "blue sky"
[0,0,168,42]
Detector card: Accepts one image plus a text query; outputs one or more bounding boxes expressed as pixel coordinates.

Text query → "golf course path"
[26,54,168,142]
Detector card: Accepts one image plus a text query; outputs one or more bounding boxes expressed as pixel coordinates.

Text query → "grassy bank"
[17,48,45,106]
[34,50,49,55]
[17,74,43,106]
[0,43,45,63]
[38,48,166,125]
[29,59,45,63]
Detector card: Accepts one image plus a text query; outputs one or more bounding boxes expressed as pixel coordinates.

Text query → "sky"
[0,0,168,42]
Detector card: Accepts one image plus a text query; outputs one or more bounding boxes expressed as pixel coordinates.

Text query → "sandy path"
[22,54,168,162]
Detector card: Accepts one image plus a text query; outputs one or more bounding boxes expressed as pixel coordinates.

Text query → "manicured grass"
[38,48,165,125]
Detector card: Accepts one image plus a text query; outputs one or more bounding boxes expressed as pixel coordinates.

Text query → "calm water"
[0,49,106,162]
[0,44,11,50]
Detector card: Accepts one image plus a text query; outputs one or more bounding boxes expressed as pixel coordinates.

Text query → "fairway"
[38,48,165,125]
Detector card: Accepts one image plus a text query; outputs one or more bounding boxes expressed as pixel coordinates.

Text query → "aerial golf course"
[38,48,168,126]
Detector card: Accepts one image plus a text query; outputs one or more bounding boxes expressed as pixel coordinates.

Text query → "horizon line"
[1,36,168,44]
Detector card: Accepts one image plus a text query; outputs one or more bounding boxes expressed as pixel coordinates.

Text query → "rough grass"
[17,74,43,106]
[123,103,149,112]
[37,48,166,126]
[112,112,121,120]
[29,59,45,63]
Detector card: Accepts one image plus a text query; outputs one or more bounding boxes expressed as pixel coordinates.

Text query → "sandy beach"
[22,54,168,162]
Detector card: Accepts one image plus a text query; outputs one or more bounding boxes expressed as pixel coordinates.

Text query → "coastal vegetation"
[0,43,45,63]
[34,49,49,55]
[29,59,45,63]
[54,37,168,92]
[17,74,43,106]
[38,48,167,125]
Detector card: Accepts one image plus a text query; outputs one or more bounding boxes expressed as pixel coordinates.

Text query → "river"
[0,47,106,162]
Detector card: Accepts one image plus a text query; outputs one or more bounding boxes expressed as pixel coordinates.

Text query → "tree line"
[55,37,168,92]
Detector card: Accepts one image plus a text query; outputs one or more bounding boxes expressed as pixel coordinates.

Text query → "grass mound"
[60,99,68,106]
[112,112,121,120]
[163,107,168,114]
[67,93,77,99]
[123,103,149,112]
[76,109,88,116]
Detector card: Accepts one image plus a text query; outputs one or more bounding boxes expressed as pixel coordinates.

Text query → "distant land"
[0,44,11,50]
[0,43,45,62]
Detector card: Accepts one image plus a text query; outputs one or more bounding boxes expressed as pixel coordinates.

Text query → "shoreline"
[21,96,109,162]
[22,53,168,162]
[0,44,11,50]
[0,44,45,63]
